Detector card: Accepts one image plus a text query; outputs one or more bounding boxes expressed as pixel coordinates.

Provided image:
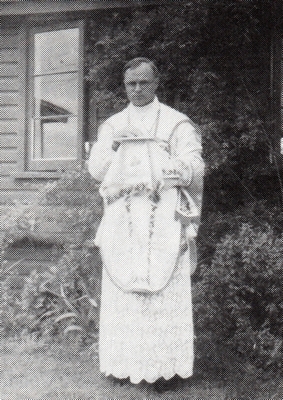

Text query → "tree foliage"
[85,1,282,210]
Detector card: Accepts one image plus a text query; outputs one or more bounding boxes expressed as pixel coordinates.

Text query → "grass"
[2,336,283,400]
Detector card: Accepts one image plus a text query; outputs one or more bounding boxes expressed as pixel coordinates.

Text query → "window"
[27,21,84,171]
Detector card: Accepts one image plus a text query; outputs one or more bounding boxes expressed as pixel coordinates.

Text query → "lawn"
[2,336,283,400]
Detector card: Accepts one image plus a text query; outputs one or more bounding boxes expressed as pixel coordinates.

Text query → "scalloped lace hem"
[101,366,194,384]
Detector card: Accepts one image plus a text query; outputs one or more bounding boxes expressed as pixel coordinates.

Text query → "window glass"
[32,27,80,161]
[33,117,77,159]
[34,74,78,117]
[34,29,79,75]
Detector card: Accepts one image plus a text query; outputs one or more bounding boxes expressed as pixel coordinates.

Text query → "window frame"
[273,34,283,157]
[280,35,283,155]
[270,2,283,159]
[26,19,85,172]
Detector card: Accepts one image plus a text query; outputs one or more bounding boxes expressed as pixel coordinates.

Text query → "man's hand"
[163,177,180,190]
[112,126,143,151]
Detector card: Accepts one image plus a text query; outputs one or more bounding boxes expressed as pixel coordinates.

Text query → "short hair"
[123,57,159,78]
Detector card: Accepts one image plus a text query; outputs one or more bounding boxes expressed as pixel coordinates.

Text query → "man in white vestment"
[88,57,204,391]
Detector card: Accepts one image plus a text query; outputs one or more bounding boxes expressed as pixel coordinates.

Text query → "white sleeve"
[88,123,114,182]
[170,121,204,202]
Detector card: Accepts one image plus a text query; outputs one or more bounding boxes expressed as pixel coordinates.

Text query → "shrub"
[1,167,103,341]
[1,259,28,337]
[194,223,283,374]
[1,167,103,250]
[1,244,102,341]
[40,168,103,246]
[197,202,283,268]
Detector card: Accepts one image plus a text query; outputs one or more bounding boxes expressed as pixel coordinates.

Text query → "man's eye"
[126,81,151,86]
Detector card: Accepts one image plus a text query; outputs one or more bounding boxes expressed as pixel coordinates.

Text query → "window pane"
[34,73,78,117]
[33,116,78,160]
[34,28,79,75]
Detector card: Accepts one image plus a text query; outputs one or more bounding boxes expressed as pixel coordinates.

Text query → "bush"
[197,202,283,267]
[194,223,283,374]
[40,168,103,245]
[1,167,103,341]
[1,168,103,250]
[1,244,102,341]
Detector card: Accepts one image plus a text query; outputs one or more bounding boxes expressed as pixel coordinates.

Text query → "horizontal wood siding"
[1,92,19,105]
[5,246,63,262]
[1,162,18,177]
[1,48,19,63]
[0,27,37,204]
[0,77,19,91]
[0,63,19,77]
[1,33,19,48]
[1,176,44,190]
[1,205,91,244]
[1,132,18,148]
[4,247,63,277]
[1,149,18,163]
[0,120,18,132]
[0,105,19,119]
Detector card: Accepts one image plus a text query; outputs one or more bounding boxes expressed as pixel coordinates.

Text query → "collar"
[128,96,159,116]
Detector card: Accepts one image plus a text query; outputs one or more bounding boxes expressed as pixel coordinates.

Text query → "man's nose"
[134,82,142,91]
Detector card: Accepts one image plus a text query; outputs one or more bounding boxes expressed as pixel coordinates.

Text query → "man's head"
[123,57,159,107]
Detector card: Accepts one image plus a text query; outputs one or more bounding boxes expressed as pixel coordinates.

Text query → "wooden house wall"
[0,24,74,244]
[1,27,20,199]
[1,25,42,205]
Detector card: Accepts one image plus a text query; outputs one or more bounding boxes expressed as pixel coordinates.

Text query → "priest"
[88,57,204,389]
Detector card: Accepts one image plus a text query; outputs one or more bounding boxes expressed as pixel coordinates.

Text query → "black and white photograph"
[1,1,283,399]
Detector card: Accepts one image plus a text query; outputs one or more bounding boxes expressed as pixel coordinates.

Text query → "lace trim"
[105,183,162,205]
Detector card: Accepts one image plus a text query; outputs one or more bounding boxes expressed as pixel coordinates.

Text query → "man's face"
[124,62,159,107]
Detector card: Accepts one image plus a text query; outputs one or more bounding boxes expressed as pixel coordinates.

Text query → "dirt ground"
[2,337,283,400]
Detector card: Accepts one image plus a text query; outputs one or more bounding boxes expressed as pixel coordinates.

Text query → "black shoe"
[109,375,130,386]
[153,375,182,393]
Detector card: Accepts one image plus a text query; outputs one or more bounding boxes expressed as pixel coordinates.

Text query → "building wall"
[1,27,26,201]
[0,24,76,244]
[1,24,47,206]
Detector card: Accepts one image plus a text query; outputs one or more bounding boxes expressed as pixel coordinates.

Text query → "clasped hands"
[112,126,143,151]
[112,128,170,155]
